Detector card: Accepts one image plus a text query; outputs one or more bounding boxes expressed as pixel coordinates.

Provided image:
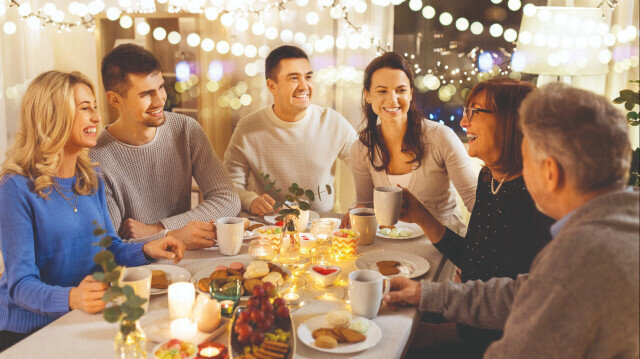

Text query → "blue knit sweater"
[0,173,151,333]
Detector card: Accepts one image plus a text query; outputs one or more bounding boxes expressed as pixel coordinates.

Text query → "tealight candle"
[168,282,196,319]
[170,318,197,341]
[299,233,317,253]
[283,290,300,305]
[197,342,228,359]
[248,238,276,261]
[220,300,234,317]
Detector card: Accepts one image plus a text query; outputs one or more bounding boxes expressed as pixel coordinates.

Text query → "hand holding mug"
[384,277,421,309]
[398,186,428,225]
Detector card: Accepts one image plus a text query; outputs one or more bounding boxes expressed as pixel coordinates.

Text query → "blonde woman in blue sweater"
[0,71,185,351]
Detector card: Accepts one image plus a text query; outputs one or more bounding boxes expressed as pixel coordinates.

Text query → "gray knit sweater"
[90,112,241,242]
[420,189,639,358]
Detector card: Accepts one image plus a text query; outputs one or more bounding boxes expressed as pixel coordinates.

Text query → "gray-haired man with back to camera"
[384,83,639,358]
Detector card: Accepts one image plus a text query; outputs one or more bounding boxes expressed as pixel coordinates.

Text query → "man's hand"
[250,194,276,216]
[384,277,421,308]
[398,186,428,224]
[69,275,108,313]
[168,221,217,250]
[143,235,186,263]
[339,204,367,229]
[119,218,163,239]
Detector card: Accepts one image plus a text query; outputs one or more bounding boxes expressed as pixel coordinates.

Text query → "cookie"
[312,328,341,341]
[151,276,168,289]
[247,223,264,231]
[151,270,167,278]
[315,335,338,349]
[243,278,263,292]
[377,260,400,267]
[227,269,244,277]
[267,263,287,279]
[225,275,244,283]
[197,278,211,292]
[209,270,228,280]
[337,328,366,343]
[230,262,245,271]
[378,266,400,275]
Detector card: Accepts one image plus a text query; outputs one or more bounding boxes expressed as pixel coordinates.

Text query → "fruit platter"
[229,283,295,359]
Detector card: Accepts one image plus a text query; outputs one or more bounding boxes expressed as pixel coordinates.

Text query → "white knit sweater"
[224,104,357,212]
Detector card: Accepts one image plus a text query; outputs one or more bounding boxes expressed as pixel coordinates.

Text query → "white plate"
[263,211,320,227]
[355,250,430,279]
[140,264,191,295]
[192,260,290,299]
[376,221,424,240]
[297,315,382,354]
[243,221,265,241]
[146,316,230,345]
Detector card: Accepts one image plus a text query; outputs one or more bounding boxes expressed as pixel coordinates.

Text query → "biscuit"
[209,270,228,280]
[197,278,211,292]
[337,328,366,343]
[247,224,264,231]
[225,275,244,283]
[312,328,341,341]
[267,263,287,279]
[227,269,243,277]
[378,266,400,275]
[151,270,167,278]
[151,276,168,289]
[379,225,396,230]
[315,335,338,349]
[376,260,400,267]
[244,278,263,292]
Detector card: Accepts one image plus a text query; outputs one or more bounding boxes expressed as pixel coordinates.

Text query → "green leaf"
[326,185,332,195]
[93,250,114,264]
[296,187,304,196]
[625,101,636,111]
[92,272,106,282]
[93,228,106,236]
[105,270,121,282]
[103,287,124,302]
[304,190,315,202]
[122,285,135,299]
[124,295,148,309]
[298,201,311,211]
[126,307,145,322]
[288,186,297,195]
[292,209,301,217]
[285,195,295,203]
[103,306,120,323]
[613,97,625,104]
[106,261,118,272]
[273,201,283,211]
[99,236,113,248]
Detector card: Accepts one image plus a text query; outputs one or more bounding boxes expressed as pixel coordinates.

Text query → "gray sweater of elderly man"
[420,189,639,358]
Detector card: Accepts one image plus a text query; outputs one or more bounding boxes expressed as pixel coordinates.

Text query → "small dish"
[308,265,342,287]
[151,339,197,358]
[297,314,381,353]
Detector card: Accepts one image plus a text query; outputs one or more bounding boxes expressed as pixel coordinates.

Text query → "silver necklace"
[52,179,78,213]
[490,172,509,195]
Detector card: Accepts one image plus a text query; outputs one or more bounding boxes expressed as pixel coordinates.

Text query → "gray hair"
[519,82,631,192]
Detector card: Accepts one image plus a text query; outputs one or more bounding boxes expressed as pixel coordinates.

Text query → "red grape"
[238,310,251,322]
[257,319,272,332]
[236,324,252,341]
[276,305,289,319]
[273,297,285,308]
[261,299,274,313]
[251,309,265,323]
[250,330,265,345]
[247,297,260,308]
[235,316,249,327]
[263,282,277,298]
[252,285,265,298]
[264,312,275,324]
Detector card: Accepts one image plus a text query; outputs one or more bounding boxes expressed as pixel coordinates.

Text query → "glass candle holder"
[331,229,360,259]
[248,238,276,261]
[197,342,228,359]
[219,300,235,317]
[168,282,195,319]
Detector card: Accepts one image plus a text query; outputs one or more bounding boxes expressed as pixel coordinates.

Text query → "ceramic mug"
[349,208,378,245]
[348,270,390,319]
[216,217,244,255]
[373,186,402,226]
[120,267,151,313]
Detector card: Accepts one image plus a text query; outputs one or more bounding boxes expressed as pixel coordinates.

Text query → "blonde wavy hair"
[0,70,99,198]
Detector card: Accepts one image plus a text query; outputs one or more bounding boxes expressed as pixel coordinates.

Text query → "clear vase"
[276,217,301,269]
[114,319,148,359]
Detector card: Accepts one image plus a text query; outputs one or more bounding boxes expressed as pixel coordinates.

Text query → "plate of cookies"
[297,310,382,353]
[141,264,192,295]
[192,260,290,299]
[354,250,430,279]
[377,222,424,239]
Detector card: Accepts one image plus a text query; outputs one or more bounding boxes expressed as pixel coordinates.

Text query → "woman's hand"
[143,235,186,263]
[69,275,108,313]
[398,186,427,224]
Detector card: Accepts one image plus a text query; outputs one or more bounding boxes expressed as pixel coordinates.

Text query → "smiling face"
[364,68,413,124]
[460,91,499,165]
[267,58,313,121]
[115,71,167,127]
[64,83,100,153]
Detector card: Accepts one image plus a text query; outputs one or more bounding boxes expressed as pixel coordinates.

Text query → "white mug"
[216,217,244,255]
[120,267,151,313]
[373,186,402,226]
[348,270,390,319]
[349,208,378,246]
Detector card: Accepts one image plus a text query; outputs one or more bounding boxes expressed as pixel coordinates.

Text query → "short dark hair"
[265,45,309,81]
[101,43,162,96]
[466,78,537,176]
[359,52,425,171]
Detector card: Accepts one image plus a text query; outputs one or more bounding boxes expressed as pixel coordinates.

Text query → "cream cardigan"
[351,120,479,236]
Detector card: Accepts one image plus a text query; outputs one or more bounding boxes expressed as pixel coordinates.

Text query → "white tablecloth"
[0,216,454,359]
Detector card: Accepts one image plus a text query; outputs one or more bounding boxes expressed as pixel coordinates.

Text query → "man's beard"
[143,114,166,127]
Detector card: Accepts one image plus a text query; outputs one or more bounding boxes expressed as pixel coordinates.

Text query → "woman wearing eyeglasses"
[400,78,553,358]
[349,52,478,236]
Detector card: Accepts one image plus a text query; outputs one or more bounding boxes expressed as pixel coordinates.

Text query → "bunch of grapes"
[233,282,291,345]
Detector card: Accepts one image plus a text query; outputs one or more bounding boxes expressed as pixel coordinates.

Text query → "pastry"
[261,272,283,287]
[227,269,243,277]
[197,277,211,292]
[337,328,366,343]
[267,263,287,279]
[209,270,228,280]
[244,261,269,279]
[151,276,168,289]
[312,328,341,341]
[315,335,338,349]
[244,278,263,292]
[230,262,245,271]
[378,266,400,275]
[326,310,351,327]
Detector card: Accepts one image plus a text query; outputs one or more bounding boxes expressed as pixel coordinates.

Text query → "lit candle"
[170,318,197,341]
[283,290,300,305]
[168,282,196,319]
[299,233,317,253]
[220,300,234,316]
[197,342,228,359]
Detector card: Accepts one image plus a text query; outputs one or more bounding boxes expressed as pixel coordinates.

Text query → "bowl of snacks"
[308,264,342,287]
[254,226,284,250]
[230,283,295,359]
[153,339,197,359]
[331,229,360,258]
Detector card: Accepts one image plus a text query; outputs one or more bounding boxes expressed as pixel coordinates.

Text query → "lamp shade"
[515,6,610,76]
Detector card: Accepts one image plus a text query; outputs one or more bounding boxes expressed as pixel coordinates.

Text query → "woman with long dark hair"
[350,52,478,235]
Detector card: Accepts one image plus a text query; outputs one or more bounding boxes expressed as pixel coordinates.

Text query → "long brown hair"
[359,52,425,171]
[466,78,536,175]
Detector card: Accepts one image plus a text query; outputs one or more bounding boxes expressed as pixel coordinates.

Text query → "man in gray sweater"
[387,83,639,358]
[91,44,241,249]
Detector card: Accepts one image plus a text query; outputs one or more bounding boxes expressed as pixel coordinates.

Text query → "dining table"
[0,212,456,359]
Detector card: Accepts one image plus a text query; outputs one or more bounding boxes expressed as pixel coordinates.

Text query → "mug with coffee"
[348,270,390,319]
[216,217,244,256]
[349,208,377,246]
[373,186,402,226]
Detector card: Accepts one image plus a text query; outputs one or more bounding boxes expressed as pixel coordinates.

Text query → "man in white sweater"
[91,44,241,249]
[224,45,357,214]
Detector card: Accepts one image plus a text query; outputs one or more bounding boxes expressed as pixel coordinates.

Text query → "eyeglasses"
[463,106,495,121]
